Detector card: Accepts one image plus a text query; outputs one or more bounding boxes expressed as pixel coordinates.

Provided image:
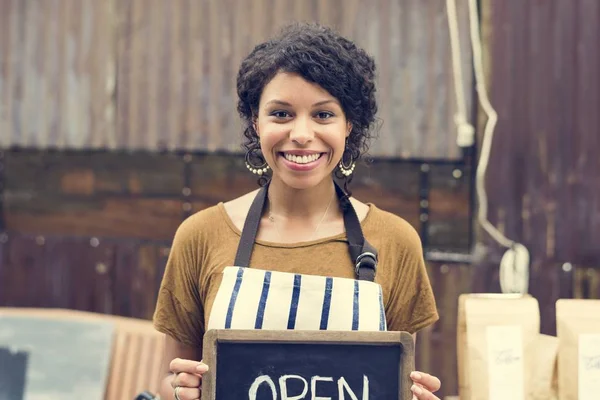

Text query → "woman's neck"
[267,177,338,220]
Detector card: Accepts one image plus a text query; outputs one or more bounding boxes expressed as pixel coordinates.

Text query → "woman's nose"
[289,118,314,145]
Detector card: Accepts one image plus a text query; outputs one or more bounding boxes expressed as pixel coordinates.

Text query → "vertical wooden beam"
[419,163,431,249]
[0,149,5,233]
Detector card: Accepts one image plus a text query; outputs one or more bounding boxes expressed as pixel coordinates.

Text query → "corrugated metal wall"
[484,0,600,333]
[0,0,117,149]
[0,0,473,158]
[485,0,600,265]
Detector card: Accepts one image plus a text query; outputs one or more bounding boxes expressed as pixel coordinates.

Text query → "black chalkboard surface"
[202,330,414,400]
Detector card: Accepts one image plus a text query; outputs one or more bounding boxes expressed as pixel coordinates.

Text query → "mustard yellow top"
[153,202,439,347]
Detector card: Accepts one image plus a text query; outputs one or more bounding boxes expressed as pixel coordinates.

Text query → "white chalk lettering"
[279,375,309,400]
[337,375,369,400]
[311,376,334,400]
[249,375,278,400]
[248,375,370,399]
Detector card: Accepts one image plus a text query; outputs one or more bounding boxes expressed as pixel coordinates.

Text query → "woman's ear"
[252,118,259,136]
[346,122,353,137]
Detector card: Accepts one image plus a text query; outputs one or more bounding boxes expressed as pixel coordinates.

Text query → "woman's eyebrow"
[265,100,292,107]
[312,100,339,107]
[264,99,339,107]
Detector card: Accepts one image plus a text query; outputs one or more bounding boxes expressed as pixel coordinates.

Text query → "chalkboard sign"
[202,329,414,400]
[0,347,29,400]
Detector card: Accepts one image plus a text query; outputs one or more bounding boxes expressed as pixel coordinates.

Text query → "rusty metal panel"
[483,0,600,266]
[114,0,475,157]
[480,0,599,335]
[0,0,116,149]
[1,0,473,158]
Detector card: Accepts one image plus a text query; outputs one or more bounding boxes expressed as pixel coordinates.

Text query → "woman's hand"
[169,358,209,400]
[410,371,441,400]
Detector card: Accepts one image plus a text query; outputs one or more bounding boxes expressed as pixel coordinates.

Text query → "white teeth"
[284,153,321,164]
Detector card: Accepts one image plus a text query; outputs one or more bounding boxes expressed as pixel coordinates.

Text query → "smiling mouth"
[281,152,324,164]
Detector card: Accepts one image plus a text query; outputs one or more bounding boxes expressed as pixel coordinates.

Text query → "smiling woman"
[153,22,441,400]
[236,24,377,193]
[256,72,350,191]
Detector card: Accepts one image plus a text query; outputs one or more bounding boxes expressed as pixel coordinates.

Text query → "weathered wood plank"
[6,197,183,240]
[4,151,186,239]
[0,235,46,307]
[9,157,149,193]
[4,151,471,249]
[112,241,137,317]
[133,244,160,319]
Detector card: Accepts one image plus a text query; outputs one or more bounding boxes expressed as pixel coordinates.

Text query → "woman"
[153,22,441,400]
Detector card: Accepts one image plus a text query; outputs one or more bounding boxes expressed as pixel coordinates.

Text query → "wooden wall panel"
[0,234,168,320]
[4,150,472,251]
[4,151,185,240]
[0,235,46,307]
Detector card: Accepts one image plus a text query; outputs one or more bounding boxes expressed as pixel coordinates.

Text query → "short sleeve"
[153,217,205,348]
[385,224,439,334]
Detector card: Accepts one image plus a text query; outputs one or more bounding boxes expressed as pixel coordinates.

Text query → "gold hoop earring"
[245,148,270,176]
[339,150,355,176]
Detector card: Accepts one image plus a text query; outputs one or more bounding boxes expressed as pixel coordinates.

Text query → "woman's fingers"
[172,372,202,388]
[175,386,201,400]
[410,371,441,392]
[411,384,440,400]
[170,358,209,375]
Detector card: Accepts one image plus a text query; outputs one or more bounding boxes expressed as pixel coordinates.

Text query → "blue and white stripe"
[208,266,387,332]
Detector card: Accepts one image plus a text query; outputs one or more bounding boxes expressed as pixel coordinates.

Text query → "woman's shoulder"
[172,193,254,243]
[178,203,223,230]
[363,202,422,249]
[222,189,261,232]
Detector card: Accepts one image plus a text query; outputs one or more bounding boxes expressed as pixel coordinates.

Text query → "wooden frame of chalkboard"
[201,329,414,400]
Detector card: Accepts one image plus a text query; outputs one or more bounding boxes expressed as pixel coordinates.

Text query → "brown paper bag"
[556,299,600,400]
[529,334,559,400]
[457,294,540,400]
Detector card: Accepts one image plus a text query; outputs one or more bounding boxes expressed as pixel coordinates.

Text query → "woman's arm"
[158,335,205,400]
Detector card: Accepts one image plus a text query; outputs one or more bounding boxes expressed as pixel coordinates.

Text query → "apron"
[207,182,387,332]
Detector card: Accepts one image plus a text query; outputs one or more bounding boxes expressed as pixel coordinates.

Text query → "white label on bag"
[579,334,600,400]
[486,325,524,400]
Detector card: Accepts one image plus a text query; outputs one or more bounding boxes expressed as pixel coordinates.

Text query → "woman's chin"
[273,172,333,191]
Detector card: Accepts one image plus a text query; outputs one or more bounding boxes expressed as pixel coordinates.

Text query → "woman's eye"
[316,111,334,119]
[271,111,291,119]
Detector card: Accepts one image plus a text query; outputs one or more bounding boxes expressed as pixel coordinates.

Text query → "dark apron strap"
[233,184,268,272]
[233,182,378,281]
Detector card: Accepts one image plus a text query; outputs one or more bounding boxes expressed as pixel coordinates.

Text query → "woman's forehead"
[260,72,339,107]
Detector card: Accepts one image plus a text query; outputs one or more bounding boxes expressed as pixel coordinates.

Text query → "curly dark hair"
[236,22,379,191]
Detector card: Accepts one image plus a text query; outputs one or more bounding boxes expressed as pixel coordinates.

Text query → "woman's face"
[255,72,351,190]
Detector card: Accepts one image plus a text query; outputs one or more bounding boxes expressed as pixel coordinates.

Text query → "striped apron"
[207,182,386,332]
